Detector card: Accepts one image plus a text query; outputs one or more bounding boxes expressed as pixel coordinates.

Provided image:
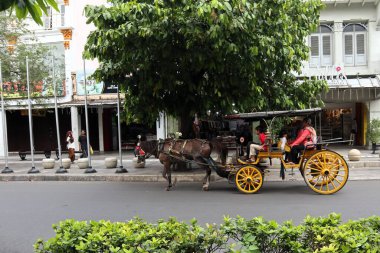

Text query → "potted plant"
[367,119,380,154]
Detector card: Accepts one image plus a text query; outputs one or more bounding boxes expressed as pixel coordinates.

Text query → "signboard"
[76,71,117,95]
[3,80,65,99]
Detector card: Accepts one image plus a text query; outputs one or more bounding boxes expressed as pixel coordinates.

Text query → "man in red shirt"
[289,118,316,163]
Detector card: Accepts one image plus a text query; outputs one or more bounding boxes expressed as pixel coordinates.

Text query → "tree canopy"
[84,0,327,124]
[0,0,58,25]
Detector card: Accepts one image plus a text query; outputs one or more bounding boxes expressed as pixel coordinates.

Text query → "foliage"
[367,119,380,144]
[0,12,65,100]
[84,0,328,125]
[34,214,380,253]
[0,0,58,25]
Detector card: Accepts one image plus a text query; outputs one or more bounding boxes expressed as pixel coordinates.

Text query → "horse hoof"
[166,187,171,191]
[202,186,209,191]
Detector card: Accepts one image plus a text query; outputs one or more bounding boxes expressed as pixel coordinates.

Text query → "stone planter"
[348,149,361,161]
[77,158,89,169]
[133,157,145,168]
[105,157,117,169]
[42,158,55,169]
[61,158,72,169]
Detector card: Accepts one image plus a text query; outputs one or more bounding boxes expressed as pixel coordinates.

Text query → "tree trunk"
[180,114,193,139]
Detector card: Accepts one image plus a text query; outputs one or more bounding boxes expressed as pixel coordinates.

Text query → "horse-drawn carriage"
[138,108,349,195]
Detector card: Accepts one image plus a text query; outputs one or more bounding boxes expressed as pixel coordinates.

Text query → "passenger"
[278,129,291,155]
[247,126,267,162]
[289,118,317,164]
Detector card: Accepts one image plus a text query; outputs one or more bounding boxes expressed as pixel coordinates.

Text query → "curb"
[0,174,219,182]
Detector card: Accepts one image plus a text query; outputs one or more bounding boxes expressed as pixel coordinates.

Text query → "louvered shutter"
[61,5,66,26]
[310,35,320,67]
[322,35,332,66]
[344,34,354,66]
[355,33,366,65]
[43,7,52,29]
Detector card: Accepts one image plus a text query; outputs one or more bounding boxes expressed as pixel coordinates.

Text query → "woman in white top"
[66,131,75,162]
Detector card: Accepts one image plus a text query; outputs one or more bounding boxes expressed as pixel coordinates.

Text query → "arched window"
[309,25,333,67]
[343,23,367,66]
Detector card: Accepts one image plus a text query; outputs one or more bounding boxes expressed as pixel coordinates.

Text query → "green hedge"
[34,213,380,253]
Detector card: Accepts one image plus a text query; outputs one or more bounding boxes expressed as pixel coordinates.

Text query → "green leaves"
[84,0,326,125]
[34,215,380,253]
[0,0,58,25]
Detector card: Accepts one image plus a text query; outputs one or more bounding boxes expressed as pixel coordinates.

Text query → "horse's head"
[139,140,159,158]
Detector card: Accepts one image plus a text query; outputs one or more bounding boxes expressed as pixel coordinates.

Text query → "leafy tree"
[84,0,327,129]
[0,12,64,99]
[0,0,58,25]
[367,119,380,144]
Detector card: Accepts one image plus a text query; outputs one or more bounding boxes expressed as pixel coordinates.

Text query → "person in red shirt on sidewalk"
[247,126,267,162]
[289,118,317,164]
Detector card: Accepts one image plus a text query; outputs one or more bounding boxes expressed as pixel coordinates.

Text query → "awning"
[327,76,380,88]
[225,108,322,120]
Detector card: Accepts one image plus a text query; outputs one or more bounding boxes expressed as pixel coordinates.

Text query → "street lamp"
[83,59,96,173]
[26,56,39,174]
[53,56,67,174]
[0,61,13,173]
[115,84,127,173]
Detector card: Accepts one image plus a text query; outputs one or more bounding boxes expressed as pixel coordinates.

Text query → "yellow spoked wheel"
[303,150,349,194]
[235,166,263,194]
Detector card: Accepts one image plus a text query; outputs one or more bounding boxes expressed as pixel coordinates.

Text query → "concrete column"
[334,22,344,67]
[0,111,6,157]
[71,106,80,150]
[98,107,104,152]
[156,112,166,140]
[368,21,380,74]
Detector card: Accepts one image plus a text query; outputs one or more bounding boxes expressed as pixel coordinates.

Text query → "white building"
[1,0,380,158]
[0,0,125,157]
[301,0,380,145]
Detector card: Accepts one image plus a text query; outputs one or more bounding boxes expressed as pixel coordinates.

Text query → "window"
[60,5,65,26]
[43,7,52,29]
[343,23,367,66]
[309,25,333,67]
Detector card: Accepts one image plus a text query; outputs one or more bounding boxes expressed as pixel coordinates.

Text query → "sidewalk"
[0,146,379,182]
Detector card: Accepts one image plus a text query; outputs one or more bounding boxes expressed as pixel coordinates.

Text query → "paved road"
[1,180,380,253]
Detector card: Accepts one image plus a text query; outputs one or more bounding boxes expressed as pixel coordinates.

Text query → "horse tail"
[207,157,229,178]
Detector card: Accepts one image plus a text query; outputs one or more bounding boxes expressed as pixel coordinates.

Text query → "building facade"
[1,0,380,158]
[0,0,127,157]
[301,0,380,145]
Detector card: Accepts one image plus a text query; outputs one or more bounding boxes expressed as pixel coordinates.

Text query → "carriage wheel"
[235,166,263,194]
[303,150,348,194]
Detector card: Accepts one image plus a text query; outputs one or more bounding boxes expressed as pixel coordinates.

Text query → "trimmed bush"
[34,214,380,253]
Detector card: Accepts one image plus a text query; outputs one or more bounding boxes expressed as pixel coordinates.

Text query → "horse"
[139,138,228,191]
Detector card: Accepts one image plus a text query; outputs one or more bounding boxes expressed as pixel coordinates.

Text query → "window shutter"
[355,33,366,65]
[310,35,320,67]
[344,34,354,66]
[322,35,332,66]
[43,7,52,29]
[60,5,65,26]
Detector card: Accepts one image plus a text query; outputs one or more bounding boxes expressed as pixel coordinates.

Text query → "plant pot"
[77,158,89,169]
[105,157,117,169]
[42,158,55,169]
[62,158,71,169]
